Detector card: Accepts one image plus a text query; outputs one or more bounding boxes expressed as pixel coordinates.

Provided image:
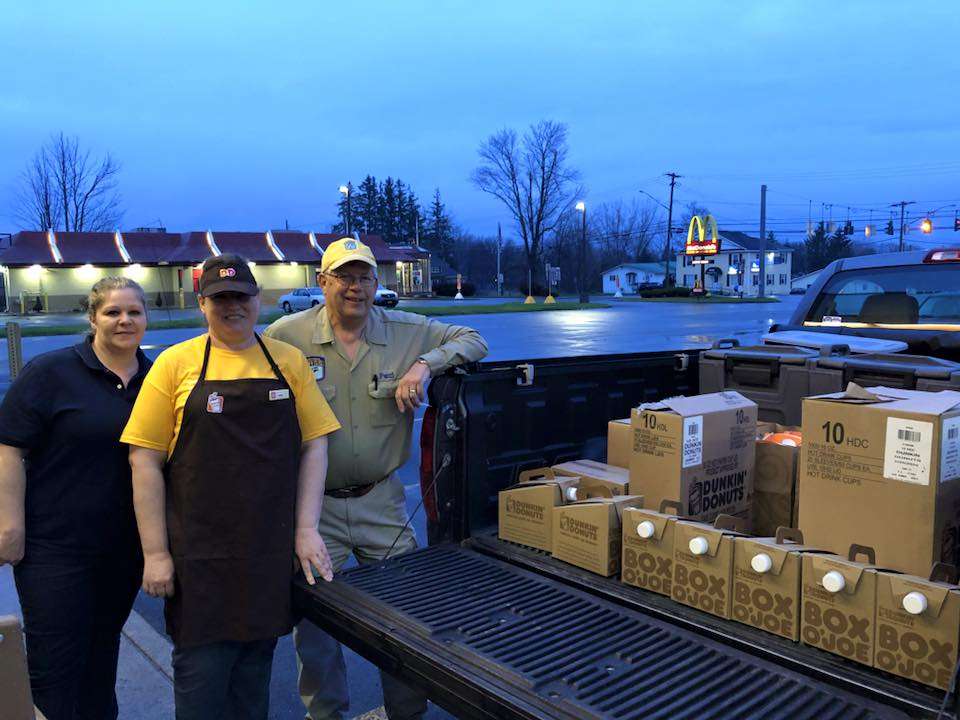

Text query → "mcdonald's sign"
[684,215,720,256]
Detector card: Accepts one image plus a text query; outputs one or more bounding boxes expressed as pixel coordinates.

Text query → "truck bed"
[295,541,943,719]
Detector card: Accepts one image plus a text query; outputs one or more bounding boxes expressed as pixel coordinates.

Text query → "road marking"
[121,610,174,683]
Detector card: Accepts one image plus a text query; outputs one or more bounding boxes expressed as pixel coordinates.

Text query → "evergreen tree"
[354,175,380,235]
[331,181,353,235]
[380,177,399,244]
[426,188,455,266]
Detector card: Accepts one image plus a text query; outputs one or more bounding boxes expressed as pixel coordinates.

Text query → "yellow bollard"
[544,295,556,304]
[523,295,536,304]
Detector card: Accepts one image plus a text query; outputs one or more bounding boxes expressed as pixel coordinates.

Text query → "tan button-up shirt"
[263,306,488,489]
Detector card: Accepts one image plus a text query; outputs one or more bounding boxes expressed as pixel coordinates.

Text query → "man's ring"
[409,388,416,394]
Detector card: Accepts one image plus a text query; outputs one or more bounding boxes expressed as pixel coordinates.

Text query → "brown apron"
[164,335,302,648]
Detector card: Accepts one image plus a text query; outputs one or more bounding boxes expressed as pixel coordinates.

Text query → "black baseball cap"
[198,254,259,297]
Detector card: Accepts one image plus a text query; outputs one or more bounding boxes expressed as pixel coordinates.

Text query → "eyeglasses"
[325,272,376,289]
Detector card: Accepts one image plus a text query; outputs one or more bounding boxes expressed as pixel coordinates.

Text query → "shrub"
[638,286,692,298]
[434,281,476,297]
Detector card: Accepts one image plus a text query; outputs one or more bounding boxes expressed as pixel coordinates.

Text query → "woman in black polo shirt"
[0,276,151,720]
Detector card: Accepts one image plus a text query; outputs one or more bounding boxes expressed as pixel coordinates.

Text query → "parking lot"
[1,295,800,719]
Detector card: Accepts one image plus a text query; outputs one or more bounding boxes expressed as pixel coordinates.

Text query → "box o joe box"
[672,514,749,619]
[498,468,581,552]
[801,544,880,667]
[607,418,632,468]
[552,494,645,576]
[732,527,823,641]
[875,563,960,690]
[797,385,960,578]
[553,459,629,496]
[631,391,757,523]
[621,500,683,596]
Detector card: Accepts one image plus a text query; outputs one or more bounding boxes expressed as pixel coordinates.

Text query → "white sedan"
[278,287,325,313]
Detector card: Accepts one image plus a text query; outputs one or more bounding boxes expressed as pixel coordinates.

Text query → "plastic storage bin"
[808,350,960,395]
[698,340,818,425]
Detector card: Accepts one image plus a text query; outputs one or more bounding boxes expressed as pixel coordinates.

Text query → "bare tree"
[595,199,660,264]
[471,120,579,284]
[14,133,122,231]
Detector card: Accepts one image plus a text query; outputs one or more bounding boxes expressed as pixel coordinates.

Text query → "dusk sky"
[3,1,959,245]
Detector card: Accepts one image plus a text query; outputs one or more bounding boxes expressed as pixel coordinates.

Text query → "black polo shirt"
[0,337,151,558]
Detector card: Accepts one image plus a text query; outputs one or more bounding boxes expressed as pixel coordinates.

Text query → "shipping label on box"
[498,470,580,552]
[607,418,632,469]
[552,495,645,576]
[875,567,960,690]
[553,459,629,497]
[621,503,680,596]
[631,391,757,522]
[732,530,819,641]
[752,422,800,537]
[801,550,878,666]
[672,516,747,619]
[798,385,960,577]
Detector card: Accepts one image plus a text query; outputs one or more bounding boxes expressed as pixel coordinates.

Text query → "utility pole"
[496,223,503,297]
[758,184,767,298]
[891,201,915,252]
[664,172,681,285]
[578,203,588,304]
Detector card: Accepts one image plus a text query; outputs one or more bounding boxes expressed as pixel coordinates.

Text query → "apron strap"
[198,334,288,387]
[199,336,213,382]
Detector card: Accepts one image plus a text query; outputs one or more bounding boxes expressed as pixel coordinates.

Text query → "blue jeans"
[172,638,278,720]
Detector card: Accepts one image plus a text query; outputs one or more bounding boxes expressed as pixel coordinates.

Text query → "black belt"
[325,476,388,499]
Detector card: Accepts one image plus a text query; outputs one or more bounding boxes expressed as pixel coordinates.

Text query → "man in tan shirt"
[264,238,487,720]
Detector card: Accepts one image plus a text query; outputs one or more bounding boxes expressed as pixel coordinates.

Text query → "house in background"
[601,261,675,294]
[675,230,793,296]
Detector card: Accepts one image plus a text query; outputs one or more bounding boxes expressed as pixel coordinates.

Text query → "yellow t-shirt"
[121,334,340,456]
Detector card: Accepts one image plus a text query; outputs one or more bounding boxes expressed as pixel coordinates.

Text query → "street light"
[575,201,587,303]
[339,184,352,236]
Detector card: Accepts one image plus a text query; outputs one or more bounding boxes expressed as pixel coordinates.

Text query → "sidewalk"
[0,566,176,718]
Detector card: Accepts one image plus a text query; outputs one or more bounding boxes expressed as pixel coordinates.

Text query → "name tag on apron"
[207,392,224,413]
[269,389,290,401]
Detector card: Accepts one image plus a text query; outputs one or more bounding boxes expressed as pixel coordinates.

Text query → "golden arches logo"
[685,215,720,255]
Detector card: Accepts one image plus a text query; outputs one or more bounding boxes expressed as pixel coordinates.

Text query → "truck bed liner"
[295,544,917,719]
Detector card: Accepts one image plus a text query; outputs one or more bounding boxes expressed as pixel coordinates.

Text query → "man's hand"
[142,551,175,597]
[295,527,333,584]
[395,360,431,413]
[0,525,24,566]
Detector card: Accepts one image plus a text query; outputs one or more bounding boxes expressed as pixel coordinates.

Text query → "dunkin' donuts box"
[631,391,757,522]
[621,500,683,597]
[553,459,630,496]
[875,563,960,690]
[801,544,880,667]
[552,494,645,576]
[607,418,632,468]
[498,468,581,552]
[732,528,823,641]
[798,385,960,577]
[672,514,749,619]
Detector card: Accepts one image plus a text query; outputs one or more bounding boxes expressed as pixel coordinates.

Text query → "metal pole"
[346,189,352,237]
[579,208,588,303]
[759,184,767,297]
[497,223,503,297]
[664,172,680,285]
[6,322,22,380]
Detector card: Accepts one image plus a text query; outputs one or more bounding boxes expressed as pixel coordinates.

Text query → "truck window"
[806,264,960,325]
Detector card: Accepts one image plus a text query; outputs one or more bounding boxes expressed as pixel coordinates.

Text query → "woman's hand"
[295,527,333,584]
[0,525,24,566]
[142,551,175,597]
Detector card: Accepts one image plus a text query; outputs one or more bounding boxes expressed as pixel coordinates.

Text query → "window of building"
[626,272,637,285]
[609,274,616,281]
[752,275,759,286]
[779,274,787,285]
[766,274,775,286]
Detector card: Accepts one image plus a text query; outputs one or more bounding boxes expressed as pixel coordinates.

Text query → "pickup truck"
[295,249,960,720]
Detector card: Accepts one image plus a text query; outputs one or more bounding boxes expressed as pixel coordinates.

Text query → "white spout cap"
[903,591,928,616]
[822,570,846,593]
[637,520,656,539]
[564,486,579,503]
[751,553,773,574]
[688,536,709,556]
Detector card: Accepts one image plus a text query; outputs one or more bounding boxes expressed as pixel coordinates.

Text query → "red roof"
[0,230,425,267]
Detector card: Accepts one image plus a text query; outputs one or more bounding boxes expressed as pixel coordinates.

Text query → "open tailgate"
[295,542,935,720]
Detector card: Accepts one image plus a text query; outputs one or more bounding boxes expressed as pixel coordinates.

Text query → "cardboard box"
[798,385,960,577]
[630,391,758,522]
[672,514,749,619]
[553,459,629,496]
[732,528,821,640]
[801,544,879,667]
[875,563,960,690]
[752,422,801,537]
[552,495,645,576]
[607,418,632,468]
[621,500,683,596]
[498,469,581,552]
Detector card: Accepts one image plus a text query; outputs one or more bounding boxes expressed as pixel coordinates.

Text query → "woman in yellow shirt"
[122,254,340,720]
